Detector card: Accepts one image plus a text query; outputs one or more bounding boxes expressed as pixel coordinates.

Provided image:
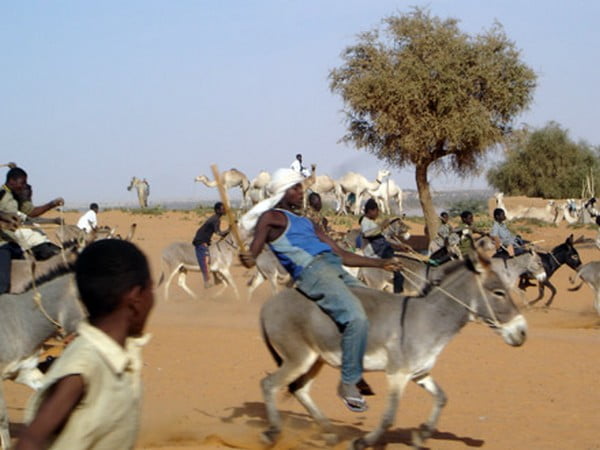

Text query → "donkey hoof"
[323,432,338,445]
[411,429,425,449]
[260,427,280,446]
[349,437,367,450]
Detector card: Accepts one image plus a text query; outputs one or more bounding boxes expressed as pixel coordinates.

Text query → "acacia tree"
[329,8,536,238]
[487,122,600,198]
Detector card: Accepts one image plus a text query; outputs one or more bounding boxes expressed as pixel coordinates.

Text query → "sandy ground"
[5,205,600,449]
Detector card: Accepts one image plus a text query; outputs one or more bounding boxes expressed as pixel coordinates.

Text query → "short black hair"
[460,210,473,220]
[364,198,378,213]
[440,211,449,219]
[75,240,150,319]
[90,203,99,210]
[6,167,27,183]
[296,153,302,159]
[308,192,321,202]
[493,208,505,219]
[214,201,224,213]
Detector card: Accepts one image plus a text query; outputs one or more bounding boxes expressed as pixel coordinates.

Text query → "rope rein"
[27,256,66,336]
[399,264,501,328]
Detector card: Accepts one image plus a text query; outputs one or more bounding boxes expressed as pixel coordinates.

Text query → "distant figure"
[77,203,99,233]
[290,153,311,178]
[192,202,229,288]
[490,208,528,256]
[305,192,329,232]
[359,198,404,294]
[17,240,154,450]
[428,212,452,255]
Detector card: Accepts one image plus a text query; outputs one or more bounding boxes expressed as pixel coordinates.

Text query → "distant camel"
[337,169,390,215]
[0,162,16,169]
[127,177,150,208]
[195,168,250,209]
[249,170,271,204]
[368,178,403,215]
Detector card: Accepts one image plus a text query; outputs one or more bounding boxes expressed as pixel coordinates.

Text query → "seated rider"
[239,169,403,413]
[454,210,486,258]
[489,208,528,257]
[359,198,405,294]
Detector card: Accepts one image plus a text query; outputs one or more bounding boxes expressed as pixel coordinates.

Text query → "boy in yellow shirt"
[17,239,154,450]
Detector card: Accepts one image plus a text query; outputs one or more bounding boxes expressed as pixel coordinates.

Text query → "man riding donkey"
[239,168,403,413]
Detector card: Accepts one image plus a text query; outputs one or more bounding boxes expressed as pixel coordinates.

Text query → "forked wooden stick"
[210,164,247,253]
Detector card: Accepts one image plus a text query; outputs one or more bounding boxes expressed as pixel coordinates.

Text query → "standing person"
[16,239,154,450]
[239,169,403,413]
[192,202,229,288]
[77,203,99,233]
[359,198,405,293]
[305,192,329,232]
[0,167,63,293]
[290,153,310,178]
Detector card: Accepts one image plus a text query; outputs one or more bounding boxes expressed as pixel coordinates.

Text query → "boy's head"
[76,240,153,336]
[460,210,473,225]
[90,203,99,213]
[493,208,506,222]
[308,192,322,211]
[214,201,224,215]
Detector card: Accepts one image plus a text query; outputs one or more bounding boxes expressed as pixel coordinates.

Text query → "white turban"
[240,168,305,232]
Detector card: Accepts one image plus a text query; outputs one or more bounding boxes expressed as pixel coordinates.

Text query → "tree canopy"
[329,8,536,238]
[487,122,600,198]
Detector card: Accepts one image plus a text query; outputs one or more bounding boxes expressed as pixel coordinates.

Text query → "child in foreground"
[17,239,154,450]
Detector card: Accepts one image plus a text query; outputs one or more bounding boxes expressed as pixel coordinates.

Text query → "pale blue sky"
[2,1,599,206]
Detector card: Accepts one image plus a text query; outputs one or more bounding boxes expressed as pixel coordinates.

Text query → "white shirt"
[77,210,97,232]
[290,159,310,177]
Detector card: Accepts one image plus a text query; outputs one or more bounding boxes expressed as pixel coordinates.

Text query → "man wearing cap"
[239,168,402,413]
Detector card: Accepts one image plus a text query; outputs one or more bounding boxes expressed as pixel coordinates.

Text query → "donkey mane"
[20,262,76,293]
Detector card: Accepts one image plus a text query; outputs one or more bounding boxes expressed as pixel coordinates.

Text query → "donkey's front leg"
[412,374,447,447]
[350,371,410,450]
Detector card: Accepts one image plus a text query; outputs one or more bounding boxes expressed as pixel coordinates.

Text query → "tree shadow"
[208,401,485,448]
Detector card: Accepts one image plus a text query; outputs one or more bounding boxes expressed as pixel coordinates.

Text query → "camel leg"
[543,281,557,307]
[261,353,319,445]
[351,370,410,450]
[176,270,197,299]
[413,374,447,445]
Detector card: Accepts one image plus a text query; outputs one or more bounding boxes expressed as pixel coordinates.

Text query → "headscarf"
[240,168,304,233]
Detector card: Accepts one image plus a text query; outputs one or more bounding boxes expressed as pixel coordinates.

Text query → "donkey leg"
[246,270,265,302]
[527,283,546,306]
[261,354,319,445]
[289,360,337,444]
[163,267,180,301]
[0,384,10,450]
[176,270,196,299]
[544,282,557,307]
[413,374,447,445]
[351,370,410,450]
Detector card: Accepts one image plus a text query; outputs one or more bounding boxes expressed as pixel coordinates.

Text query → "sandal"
[338,382,368,413]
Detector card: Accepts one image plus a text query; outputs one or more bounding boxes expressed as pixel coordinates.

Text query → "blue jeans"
[194,244,210,284]
[295,252,367,385]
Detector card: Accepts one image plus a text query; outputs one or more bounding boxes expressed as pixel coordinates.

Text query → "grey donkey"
[258,240,527,449]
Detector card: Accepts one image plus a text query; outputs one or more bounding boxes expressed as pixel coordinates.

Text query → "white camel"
[336,169,390,215]
[195,168,250,209]
[368,178,403,215]
[127,177,150,208]
[494,192,558,223]
[249,170,271,204]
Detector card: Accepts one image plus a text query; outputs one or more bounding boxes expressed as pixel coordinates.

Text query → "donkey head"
[555,234,582,270]
[466,237,527,346]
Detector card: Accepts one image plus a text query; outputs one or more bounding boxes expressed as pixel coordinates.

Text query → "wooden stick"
[210,164,247,253]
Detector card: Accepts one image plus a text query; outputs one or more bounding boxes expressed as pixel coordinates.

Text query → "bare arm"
[239,211,286,268]
[27,198,64,218]
[16,375,84,450]
[315,225,402,271]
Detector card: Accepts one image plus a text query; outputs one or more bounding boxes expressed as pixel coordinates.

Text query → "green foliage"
[446,198,488,217]
[487,122,600,198]
[128,205,165,216]
[329,7,536,237]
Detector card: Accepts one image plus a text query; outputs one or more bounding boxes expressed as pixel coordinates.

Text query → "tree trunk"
[415,163,438,242]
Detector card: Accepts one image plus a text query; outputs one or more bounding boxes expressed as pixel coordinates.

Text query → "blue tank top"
[268,209,332,280]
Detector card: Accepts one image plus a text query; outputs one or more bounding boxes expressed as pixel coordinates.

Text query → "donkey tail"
[568,269,583,291]
[260,315,282,367]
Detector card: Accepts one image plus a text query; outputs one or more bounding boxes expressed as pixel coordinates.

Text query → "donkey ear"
[566,234,574,245]
[466,238,493,274]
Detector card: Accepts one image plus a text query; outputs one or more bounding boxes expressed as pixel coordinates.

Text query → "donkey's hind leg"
[289,360,337,444]
[261,352,319,445]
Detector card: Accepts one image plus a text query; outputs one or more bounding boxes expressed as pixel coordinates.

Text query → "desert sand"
[5,205,600,449]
